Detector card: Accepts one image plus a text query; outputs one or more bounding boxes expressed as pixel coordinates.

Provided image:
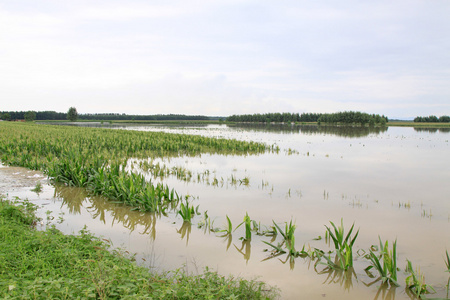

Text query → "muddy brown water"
[2,124,450,299]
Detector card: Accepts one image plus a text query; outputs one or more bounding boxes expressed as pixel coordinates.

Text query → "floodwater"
[2,124,450,299]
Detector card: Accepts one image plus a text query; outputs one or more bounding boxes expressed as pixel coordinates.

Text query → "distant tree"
[1,112,11,121]
[67,107,78,122]
[439,115,450,123]
[24,111,36,122]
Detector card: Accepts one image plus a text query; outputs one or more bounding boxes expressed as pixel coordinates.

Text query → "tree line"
[0,110,212,122]
[318,111,388,126]
[77,113,211,121]
[226,112,321,123]
[226,111,388,126]
[413,115,450,123]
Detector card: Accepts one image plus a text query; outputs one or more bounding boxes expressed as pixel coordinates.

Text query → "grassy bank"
[0,197,278,299]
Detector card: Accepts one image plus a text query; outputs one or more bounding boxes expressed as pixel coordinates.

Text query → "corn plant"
[0,122,267,215]
[218,215,233,236]
[178,200,196,223]
[323,219,359,270]
[235,213,252,241]
[365,238,399,286]
[405,260,435,297]
[264,220,309,258]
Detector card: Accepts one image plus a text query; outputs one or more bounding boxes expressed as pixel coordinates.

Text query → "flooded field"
[2,124,450,299]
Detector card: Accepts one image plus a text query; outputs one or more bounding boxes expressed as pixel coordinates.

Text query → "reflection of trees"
[230,124,388,138]
[414,127,450,133]
[53,185,158,238]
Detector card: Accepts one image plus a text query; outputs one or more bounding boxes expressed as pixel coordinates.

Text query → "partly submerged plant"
[405,259,435,297]
[31,181,43,193]
[323,219,359,270]
[178,199,197,223]
[365,238,399,286]
[218,215,233,236]
[235,212,252,241]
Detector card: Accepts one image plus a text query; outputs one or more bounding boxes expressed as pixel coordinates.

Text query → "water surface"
[3,124,449,299]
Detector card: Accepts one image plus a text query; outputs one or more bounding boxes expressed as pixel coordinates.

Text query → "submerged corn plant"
[365,238,399,286]
[0,122,268,214]
[235,213,252,241]
[322,219,359,270]
[177,199,197,223]
[263,220,308,260]
[218,215,233,236]
[405,260,435,298]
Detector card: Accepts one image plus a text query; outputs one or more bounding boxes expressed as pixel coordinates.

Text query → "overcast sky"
[1,1,449,118]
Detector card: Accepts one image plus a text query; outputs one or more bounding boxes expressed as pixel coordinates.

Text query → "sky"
[1,1,449,119]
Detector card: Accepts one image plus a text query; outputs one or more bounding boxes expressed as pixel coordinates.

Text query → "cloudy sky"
[1,1,449,119]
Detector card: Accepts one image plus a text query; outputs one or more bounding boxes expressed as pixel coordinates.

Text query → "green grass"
[0,197,279,299]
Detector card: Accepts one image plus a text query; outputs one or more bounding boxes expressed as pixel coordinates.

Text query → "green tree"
[1,112,11,121]
[67,107,78,122]
[24,111,36,122]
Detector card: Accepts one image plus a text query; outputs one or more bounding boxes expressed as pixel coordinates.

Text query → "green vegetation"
[0,112,11,121]
[227,112,321,123]
[67,107,78,122]
[0,122,267,214]
[322,220,359,270]
[24,111,36,122]
[0,110,215,121]
[405,260,435,298]
[365,238,399,286]
[318,111,388,126]
[31,181,43,194]
[414,115,450,123]
[0,197,278,299]
[235,212,253,241]
[178,199,198,223]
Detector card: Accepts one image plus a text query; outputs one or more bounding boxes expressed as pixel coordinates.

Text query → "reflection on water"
[316,267,357,293]
[231,124,388,137]
[29,124,450,300]
[413,127,450,133]
[234,240,251,263]
[53,184,158,237]
[56,121,390,138]
[177,221,192,245]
